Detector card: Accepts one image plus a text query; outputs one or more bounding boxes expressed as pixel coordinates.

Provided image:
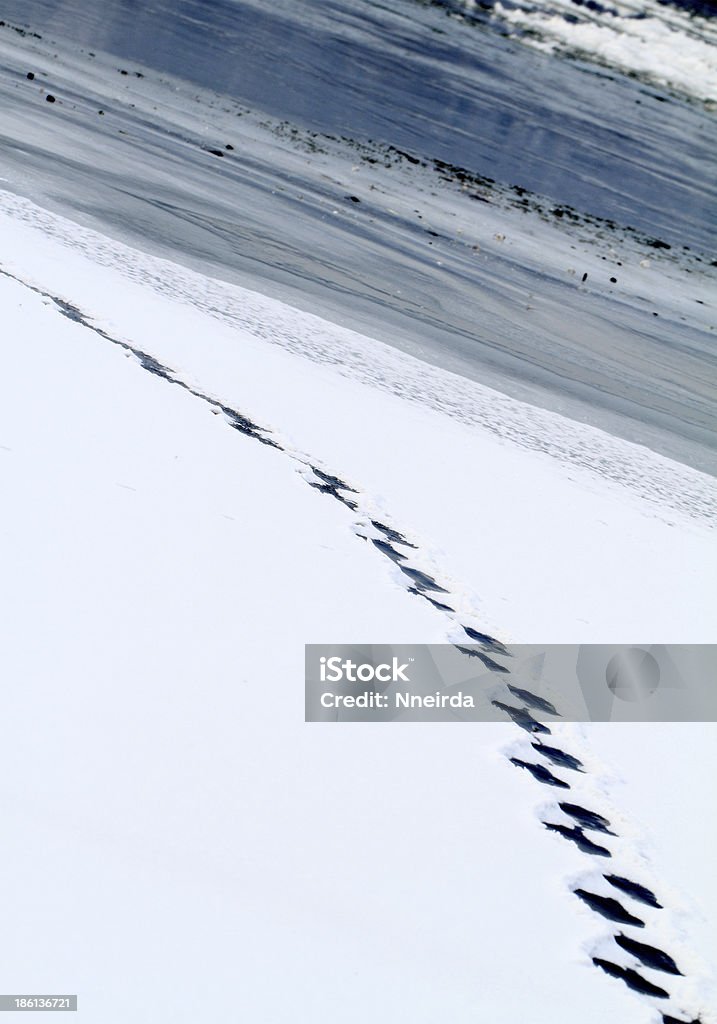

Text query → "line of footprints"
[41,281,705,1023]
[297,458,706,1022]
[494,688,703,1023]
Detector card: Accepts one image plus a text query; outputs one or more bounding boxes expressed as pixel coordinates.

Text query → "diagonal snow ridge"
[1,191,715,529]
[3,264,712,1022]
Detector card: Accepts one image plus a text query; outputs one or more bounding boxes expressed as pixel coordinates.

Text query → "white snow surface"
[1,190,715,645]
[488,0,717,103]
[0,266,641,1024]
[1,195,715,1022]
[587,722,717,996]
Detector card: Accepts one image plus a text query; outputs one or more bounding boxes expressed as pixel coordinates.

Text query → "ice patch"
[490,0,717,102]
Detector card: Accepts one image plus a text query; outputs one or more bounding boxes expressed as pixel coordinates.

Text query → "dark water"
[1,0,715,249]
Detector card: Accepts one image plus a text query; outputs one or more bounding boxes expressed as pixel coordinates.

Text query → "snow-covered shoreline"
[2,190,715,644]
[1,5,715,479]
[470,0,717,105]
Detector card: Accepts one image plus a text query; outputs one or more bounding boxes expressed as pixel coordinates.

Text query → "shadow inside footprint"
[544,822,611,857]
[507,684,559,716]
[411,589,454,613]
[398,564,449,593]
[493,701,550,734]
[461,625,509,655]
[574,889,644,927]
[604,874,662,909]
[224,409,279,447]
[592,958,668,998]
[310,466,357,492]
[371,537,408,562]
[370,520,417,549]
[559,802,615,835]
[455,645,508,672]
[53,296,86,324]
[307,479,358,509]
[137,350,173,380]
[510,758,569,788]
[531,740,584,772]
[614,933,681,975]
